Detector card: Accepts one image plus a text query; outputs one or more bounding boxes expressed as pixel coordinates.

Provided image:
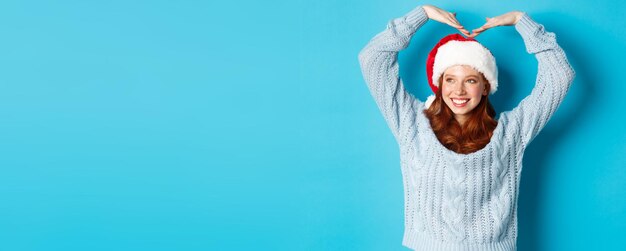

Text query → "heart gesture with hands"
[422,5,524,38]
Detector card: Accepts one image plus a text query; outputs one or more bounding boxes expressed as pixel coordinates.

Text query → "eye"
[446,78,454,83]
[467,79,477,84]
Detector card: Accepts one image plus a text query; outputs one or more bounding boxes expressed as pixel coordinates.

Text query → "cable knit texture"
[357,6,575,251]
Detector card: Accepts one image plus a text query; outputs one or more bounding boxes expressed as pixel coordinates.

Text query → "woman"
[357,4,575,250]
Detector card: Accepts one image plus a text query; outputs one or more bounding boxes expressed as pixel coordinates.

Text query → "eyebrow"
[443,74,480,78]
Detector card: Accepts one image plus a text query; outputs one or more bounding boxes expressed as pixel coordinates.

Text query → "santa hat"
[424,33,498,109]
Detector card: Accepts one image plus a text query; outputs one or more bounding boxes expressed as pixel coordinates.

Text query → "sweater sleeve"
[357,6,428,145]
[505,13,576,146]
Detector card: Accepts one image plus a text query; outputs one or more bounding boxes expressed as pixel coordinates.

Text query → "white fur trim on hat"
[424,95,436,109]
[432,40,498,94]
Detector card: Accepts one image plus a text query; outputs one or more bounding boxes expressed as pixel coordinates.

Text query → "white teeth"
[452,99,469,104]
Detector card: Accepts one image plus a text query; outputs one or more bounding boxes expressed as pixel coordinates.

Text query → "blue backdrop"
[0,0,624,250]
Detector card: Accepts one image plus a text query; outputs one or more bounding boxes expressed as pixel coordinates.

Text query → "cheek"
[441,85,451,95]
[468,86,485,97]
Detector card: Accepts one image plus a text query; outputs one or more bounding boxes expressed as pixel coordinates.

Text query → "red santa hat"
[424,33,498,108]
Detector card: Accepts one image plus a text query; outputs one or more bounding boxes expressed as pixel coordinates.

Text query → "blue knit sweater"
[358,6,575,251]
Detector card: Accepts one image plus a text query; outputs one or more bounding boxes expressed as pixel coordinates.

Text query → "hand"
[469,11,524,38]
[422,5,470,37]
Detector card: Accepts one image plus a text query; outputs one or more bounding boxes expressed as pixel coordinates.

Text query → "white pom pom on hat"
[424,33,498,109]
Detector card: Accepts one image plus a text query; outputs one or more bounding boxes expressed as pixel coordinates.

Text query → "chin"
[452,110,470,116]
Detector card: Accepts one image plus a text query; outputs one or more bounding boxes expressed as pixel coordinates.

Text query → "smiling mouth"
[451,98,469,105]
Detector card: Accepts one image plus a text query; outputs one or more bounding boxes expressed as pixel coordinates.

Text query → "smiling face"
[440,65,489,125]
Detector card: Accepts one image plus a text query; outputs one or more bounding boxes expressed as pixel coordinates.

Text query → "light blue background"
[0,0,624,250]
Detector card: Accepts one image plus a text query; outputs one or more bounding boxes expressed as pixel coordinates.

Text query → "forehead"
[443,65,480,76]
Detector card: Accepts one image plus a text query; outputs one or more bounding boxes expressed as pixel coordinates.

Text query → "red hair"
[423,75,497,154]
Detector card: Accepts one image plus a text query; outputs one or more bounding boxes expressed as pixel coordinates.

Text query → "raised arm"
[357,6,428,144]
[504,13,576,146]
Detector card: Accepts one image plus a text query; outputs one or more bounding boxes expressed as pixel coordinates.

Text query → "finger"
[485,17,500,27]
[472,26,486,33]
[447,18,464,29]
[446,15,462,24]
[472,22,493,32]
[448,21,464,29]
[469,30,484,37]
[447,12,462,23]
[451,23,463,29]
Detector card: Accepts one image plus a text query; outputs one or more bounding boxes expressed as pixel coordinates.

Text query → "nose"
[454,84,466,94]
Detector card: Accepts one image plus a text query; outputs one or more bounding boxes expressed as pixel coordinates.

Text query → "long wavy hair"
[423,75,498,154]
